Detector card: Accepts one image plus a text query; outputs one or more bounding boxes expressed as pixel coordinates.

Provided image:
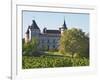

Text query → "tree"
[59,28,89,58]
[31,37,39,53]
[22,37,39,56]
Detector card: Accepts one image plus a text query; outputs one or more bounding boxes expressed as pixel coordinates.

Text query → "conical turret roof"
[25,26,30,34]
[61,19,67,29]
[30,20,40,30]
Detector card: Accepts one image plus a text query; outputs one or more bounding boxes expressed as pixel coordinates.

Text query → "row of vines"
[22,55,89,69]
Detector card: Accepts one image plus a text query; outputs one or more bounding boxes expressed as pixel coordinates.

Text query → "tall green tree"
[59,28,89,58]
[22,37,39,55]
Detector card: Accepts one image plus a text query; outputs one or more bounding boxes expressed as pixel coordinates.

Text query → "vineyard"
[22,55,89,69]
[22,28,89,69]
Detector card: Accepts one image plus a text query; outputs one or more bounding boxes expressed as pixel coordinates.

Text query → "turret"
[29,20,40,39]
[60,19,67,34]
[25,26,30,43]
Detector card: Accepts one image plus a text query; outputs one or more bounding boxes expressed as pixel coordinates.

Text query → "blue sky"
[22,11,89,38]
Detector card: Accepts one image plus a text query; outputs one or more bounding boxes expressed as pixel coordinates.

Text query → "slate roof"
[26,29,29,34]
[61,19,67,29]
[25,26,30,34]
[44,30,61,34]
[47,30,61,34]
[39,33,61,37]
[30,20,40,30]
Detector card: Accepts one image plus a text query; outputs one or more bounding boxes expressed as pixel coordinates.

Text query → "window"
[53,39,55,43]
[42,39,44,43]
[53,45,55,48]
[47,40,49,43]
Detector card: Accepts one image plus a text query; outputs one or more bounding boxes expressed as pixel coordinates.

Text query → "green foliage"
[22,55,89,69]
[71,57,89,66]
[22,37,39,55]
[31,37,39,52]
[59,28,89,58]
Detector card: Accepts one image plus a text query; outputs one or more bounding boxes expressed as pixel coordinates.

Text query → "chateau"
[25,19,67,50]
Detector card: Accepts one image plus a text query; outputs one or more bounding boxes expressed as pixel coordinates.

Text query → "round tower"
[25,26,30,43]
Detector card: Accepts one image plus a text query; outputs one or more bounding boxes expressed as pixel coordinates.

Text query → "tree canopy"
[22,37,39,56]
[59,28,89,58]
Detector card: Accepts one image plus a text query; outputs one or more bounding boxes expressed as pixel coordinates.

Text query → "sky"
[22,11,89,38]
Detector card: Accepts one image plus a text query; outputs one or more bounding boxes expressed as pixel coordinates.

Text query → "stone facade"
[25,19,67,50]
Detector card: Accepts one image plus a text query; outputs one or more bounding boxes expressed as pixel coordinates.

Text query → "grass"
[44,51,63,55]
